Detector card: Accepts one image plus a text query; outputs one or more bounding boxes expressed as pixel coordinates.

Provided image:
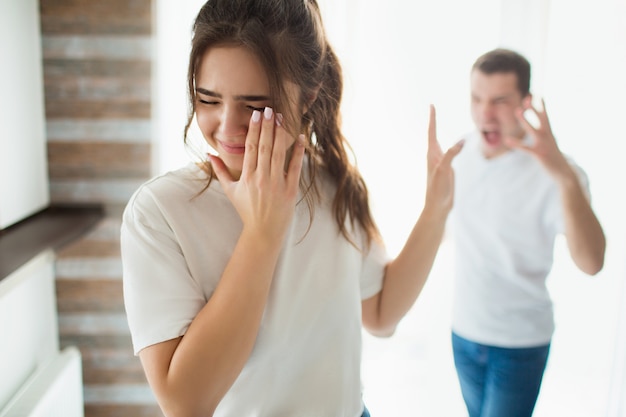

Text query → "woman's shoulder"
[123,163,217,221]
[138,163,211,197]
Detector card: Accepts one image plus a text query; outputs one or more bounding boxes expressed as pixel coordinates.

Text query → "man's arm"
[557,164,605,275]
[507,98,606,275]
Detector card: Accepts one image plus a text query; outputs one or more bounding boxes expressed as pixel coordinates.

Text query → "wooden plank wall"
[39,0,162,415]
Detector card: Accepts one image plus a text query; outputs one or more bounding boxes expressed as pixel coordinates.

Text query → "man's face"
[470,70,530,159]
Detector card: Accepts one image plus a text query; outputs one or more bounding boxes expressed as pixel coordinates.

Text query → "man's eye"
[199,99,218,105]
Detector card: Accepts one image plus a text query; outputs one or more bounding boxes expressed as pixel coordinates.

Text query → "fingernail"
[251,110,261,123]
[297,134,306,147]
[276,113,283,126]
[264,107,273,120]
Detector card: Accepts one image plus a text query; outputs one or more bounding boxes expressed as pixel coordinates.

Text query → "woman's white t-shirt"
[121,163,387,417]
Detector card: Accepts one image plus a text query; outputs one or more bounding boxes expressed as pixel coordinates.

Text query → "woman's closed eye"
[196,99,265,112]
[198,98,219,105]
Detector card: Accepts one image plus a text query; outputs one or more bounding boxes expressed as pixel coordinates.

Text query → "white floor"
[360,238,623,416]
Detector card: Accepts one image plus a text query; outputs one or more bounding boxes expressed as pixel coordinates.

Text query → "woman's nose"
[218,107,248,137]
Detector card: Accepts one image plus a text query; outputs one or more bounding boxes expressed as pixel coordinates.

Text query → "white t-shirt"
[450,132,589,347]
[121,162,387,417]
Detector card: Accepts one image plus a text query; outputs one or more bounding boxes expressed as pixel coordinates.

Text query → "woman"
[121,0,463,416]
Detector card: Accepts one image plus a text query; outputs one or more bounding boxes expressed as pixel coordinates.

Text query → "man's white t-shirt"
[121,162,387,417]
[450,132,589,348]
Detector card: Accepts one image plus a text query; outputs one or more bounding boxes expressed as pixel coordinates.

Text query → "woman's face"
[195,45,294,179]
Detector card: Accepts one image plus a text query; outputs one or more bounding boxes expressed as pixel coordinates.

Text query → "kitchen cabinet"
[0,0,49,230]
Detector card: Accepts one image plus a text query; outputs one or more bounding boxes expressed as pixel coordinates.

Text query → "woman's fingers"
[285,134,306,192]
[428,104,437,148]
[441,139,465,166]
[428,105,443,153]
[256,107,276,175]
[427,104,444,173]
[269,113,290,178]
[208,154,233,188]
[241,105,301,195]
[253,107,296,183]
[244,106,292,180]
[243,109,262,174]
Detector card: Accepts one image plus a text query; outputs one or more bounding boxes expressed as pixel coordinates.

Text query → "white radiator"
[0,346,84,417]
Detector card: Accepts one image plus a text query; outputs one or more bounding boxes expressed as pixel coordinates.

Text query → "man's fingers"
[521,98,550,131]
[537,98,551,126]
[516,107,538,134]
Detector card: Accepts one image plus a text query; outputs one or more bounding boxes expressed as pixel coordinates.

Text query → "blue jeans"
[452,332,550,417]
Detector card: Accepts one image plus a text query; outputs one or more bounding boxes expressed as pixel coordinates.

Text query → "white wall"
[0,0,49,230]
[608,258,626,416]
[152,0,207,175]
[318,0,502,256]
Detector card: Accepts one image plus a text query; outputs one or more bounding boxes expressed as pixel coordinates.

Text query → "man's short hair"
[472,48,531,96]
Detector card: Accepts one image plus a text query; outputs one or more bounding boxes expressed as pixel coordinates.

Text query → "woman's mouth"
[219,141,245,155]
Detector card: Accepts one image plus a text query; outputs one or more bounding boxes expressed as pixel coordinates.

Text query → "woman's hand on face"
[209,107,306,244]
[425,104,464,214]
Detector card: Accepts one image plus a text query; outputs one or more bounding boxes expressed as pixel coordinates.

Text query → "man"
[449,48,606,417]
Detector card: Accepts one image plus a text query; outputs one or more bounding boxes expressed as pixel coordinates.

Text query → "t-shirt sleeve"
[359,238,388,300]
[121,187,206,355]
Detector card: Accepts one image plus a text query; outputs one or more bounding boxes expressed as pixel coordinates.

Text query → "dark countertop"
[0,204,105,282]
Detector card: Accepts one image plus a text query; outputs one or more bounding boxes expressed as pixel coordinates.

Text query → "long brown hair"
[184,0,380,248]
